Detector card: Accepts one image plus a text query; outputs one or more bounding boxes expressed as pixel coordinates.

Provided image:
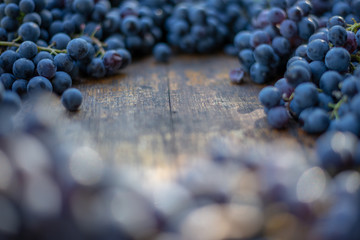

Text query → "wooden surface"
[20,54,316,172]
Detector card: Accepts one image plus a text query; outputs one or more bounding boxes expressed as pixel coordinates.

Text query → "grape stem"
[0,41,67,55]
[329,96,347,119]
[347,19,360,33]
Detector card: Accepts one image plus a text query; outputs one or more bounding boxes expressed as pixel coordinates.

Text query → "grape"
[12,79,27,97]
[307,39,329,61]
[18,22,40,42]
[50,33,71,50]
[121,15,141,36]
[19,0,35,14]
[319,71,342,95]
[344,31,357,54]
[328,25,347,46]
[12,58,35,79]
[87,58,106,78]
[66,38,89,60]
[18,41,38,59]
[285,65,311,87]
[0,73,15,89]
[27,76,53,94]
[325,47,350,72]
[280,19,298,38]
[309,60,327,85]
[250,63,272,84]
[272,36,291,57]
[268,7,286,25]
[274,78,294,99]
[250,30,271,48]
[153,43,171,62]
[299,108,330,134]
[5,3,19,18]
[267,106,289,128]
[0,50,20,73]
[298,17,316,40]
[53,53,74,73]
[37,59,57,79]
[61,88,82,111]
[51,71,72,95]
[33,51,53,66]
[293,82,319,110]
[238,49,255,71]
[234,31,251,50]
[259,86,282,109]
[72,0,94,15]
[318,92,334,111]
[253,44,278,66]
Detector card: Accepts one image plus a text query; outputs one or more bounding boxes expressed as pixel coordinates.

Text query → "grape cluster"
[234,0,328,84]
[164,0,250,54]
[255,11,360,173]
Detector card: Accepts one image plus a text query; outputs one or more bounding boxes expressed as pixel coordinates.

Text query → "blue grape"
[271,36,291,57]
[37,59,57,79]
[12,79,28,97]
[267,106,289,129]
[299,108,330,134]
[319,71,342,95]
[307,39,329,61]
[318,92,334,111]
[259,86,282,109]
[341,77,358,98]
[18,41,38,59]
[250,63,272,84]
[298,17,316,40]
[51,71,72,95]
[50,33,71,50]
[66,38,89,60]
[325,47,350,72]
[18,22,40,42]
[309,60,327,85]
[0,50,20,73]
[5,3,19,18]
[33,51,53,66]
[12,58,35,80]
[54,53,74,73]
[72,0,94,15]
[61,88,82,111]
[328,25,347,47]
[19,0,35,14]
[27,76,53,94]
[238,49,255,71]
[153,43,172,63]
[0,73,15,90]
[293,82,319,110]
[87,58,106,78]
[285,65,311,87]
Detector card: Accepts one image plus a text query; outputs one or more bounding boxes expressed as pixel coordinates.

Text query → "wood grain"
[19,54,316,172]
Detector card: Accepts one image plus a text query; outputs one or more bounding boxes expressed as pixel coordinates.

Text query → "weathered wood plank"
[18,54,316,170]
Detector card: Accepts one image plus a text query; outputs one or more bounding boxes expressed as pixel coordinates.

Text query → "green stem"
[0,41,67,55]
[347,21,360,33]
[330,96,347,119]
[91,36,107,58]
